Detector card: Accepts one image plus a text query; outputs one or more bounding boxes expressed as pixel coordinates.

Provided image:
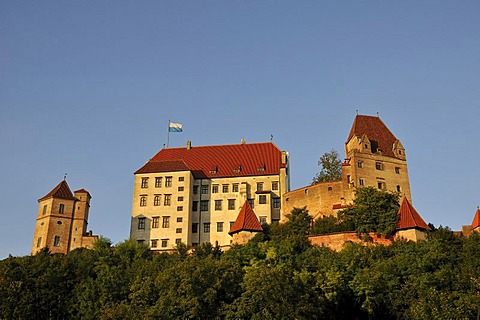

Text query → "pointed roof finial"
[356,109,358,115]
[376,112,380,117]
[63,173,67,181]
[270,134,273,141]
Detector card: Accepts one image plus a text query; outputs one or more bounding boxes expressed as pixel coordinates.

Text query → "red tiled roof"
[229,201,263,235]
[38,180,75,202]
[135,160,190,174]
[347,115,399,158]
[397,197,430,231]
[137,142,285,178]
[471,208,480,229]
[74,188,89,194]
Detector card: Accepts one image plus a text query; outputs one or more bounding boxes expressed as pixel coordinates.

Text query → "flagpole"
[166,120,170,148]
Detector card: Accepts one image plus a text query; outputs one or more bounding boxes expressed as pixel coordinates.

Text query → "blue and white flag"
[169,122,183,132]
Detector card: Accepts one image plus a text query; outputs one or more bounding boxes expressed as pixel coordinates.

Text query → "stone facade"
[130,142,289,251]
[308,232,393,251]
[283,115,412,220]
[31,181,98,255]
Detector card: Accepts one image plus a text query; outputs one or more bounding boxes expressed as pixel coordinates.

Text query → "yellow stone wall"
[130,167,288,251]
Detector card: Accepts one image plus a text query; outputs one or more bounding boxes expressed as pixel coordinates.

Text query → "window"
[178,186,184,192]
[152,217,159,228]
[138,217,146,229]
[165,177,172,187]
[151,239,158,248]
[155,177,162,188]
[248,198,254,208]
[395,167,400,174]
[215,200,222,211]
[154,195,161,206]
[396,185,401,192]
[222,184,229,193]
[259,216,267,225]
[201,200,209,211]
[53,236,61,247]
[201,185,208,194]
[377,182,386,190]
[359,178,365,186]
[228,199,235,210]
[178,196,184,201]
[175,238,182,245]
[59,203,65,214]
[42,205,47,215]
[273,197,280,209]
[141,178,148,188]
[259,195,267,204]
[137,240,145,244]
[176,228,182,234]
[212,185,219,193]
[162,216,170,228]
[36,237,42,248]
[257,182,263,192]
[357,161,363,168]
[177,206,183,211]
[192,223,198,233]
[164,194,171,206]
[375,162,383,170]
[140,196,147,207]
[192,242,198,247]
[177,217,183,223]
[193,185,199,194]
[204,223,211,233]
[230,221,235,229]
[161,239,168,248]
[178,176,184,182]
[217,222,224,232]
[192,201,198,212]
[272,181,279,191]
[232,183,239,192]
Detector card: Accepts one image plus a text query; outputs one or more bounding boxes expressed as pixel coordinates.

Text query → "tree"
[312,149,342,184]
[339,187,400,237]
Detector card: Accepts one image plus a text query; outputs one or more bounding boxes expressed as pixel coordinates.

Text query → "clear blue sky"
[1,1,479,258]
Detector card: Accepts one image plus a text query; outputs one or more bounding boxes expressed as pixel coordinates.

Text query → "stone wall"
[308,232,393,251]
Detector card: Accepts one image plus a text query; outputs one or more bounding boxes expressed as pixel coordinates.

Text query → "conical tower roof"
[471,208,480,230]
[38,180,75,202]
[397,197,430,231]
[229,200,263,235]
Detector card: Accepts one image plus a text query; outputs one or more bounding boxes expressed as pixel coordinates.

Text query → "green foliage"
[312,215,355,235]
[339,187,400,237]
[312,149,342,184]
[1,222,480,319]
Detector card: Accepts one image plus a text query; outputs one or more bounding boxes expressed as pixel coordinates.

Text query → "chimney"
[186,140,192,150]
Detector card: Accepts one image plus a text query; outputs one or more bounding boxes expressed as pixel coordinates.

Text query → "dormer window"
[257,163,266,172]
[233,165,242,173]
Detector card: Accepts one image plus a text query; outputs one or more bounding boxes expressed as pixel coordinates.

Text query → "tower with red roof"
[32,180,98,255]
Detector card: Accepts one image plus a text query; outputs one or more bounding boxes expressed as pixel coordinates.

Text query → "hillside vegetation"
[1,210,480,319]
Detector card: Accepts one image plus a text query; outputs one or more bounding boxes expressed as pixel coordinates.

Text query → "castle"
[31,180,98,255]
[32,114,478,253]
[129,141,289,250]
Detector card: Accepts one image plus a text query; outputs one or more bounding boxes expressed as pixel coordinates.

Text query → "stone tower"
[31,180,98,255]
[343,114,412,202]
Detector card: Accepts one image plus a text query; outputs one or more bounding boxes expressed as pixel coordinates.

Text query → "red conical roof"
[397,197,430,231]
[38,180,75,202]
[471,208,480,230]
[229,201,263,235]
